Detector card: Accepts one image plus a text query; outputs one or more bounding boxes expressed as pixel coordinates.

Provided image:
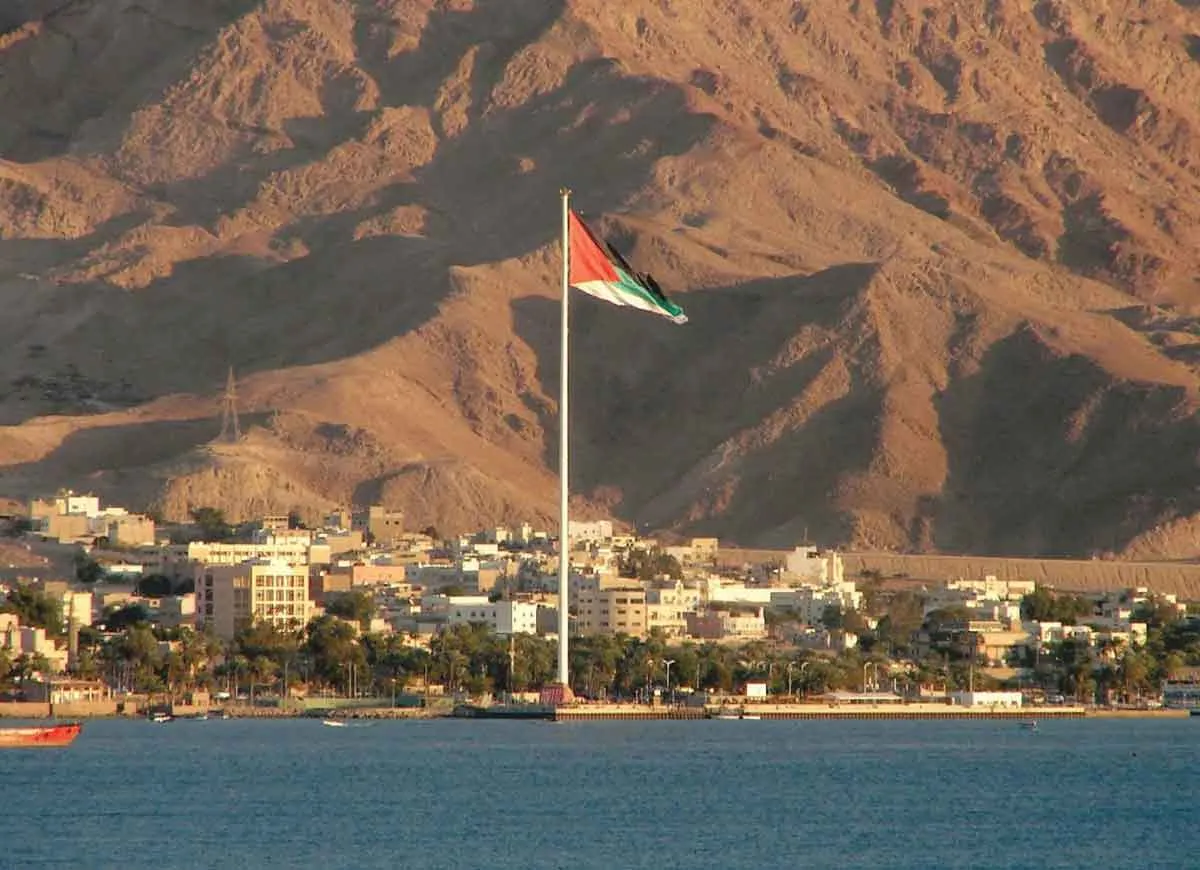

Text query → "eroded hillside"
[0,0,1196,556]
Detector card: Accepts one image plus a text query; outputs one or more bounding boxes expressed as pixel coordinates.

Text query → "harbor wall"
[0,702,50,718]
[550,702,1090,721]
[52,700,119,718]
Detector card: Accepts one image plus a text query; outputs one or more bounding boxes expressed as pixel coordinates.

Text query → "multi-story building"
[195,559,312,639]
[187,539,311,568]
[107,514,156,548]
[575,585,647,637]
[685,606,766,641]
[783,546,845,586]
[354,505,405,546]
[29,491,101,520]
[0,616,69,672]
[568,520,614,544]
[318,530,366,556]
[60,591,94,629]
[645,581,701,638]
[446,600,540,636]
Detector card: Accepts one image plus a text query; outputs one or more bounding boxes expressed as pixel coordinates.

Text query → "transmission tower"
[218,367,242,442]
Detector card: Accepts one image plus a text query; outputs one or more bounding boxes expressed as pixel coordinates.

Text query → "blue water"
[0,717,1196,869]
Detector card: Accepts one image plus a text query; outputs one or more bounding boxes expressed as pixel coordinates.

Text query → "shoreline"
[1,703,1187,721]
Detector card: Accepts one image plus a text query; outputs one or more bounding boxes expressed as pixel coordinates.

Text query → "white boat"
[149,713,173,723]
[321,719,347,728]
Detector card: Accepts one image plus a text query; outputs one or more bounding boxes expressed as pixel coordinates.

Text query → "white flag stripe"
[574,279,664,315]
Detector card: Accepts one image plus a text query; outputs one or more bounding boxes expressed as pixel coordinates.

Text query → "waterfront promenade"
[549,702,1097,721]
[0,698,1187,721]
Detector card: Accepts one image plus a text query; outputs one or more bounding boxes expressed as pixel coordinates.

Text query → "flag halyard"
[567,210,687,324]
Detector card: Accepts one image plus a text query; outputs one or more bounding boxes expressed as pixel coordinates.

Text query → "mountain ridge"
[0,0,1196,557]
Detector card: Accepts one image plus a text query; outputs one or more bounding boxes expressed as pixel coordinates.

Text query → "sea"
[0,717,1197,869]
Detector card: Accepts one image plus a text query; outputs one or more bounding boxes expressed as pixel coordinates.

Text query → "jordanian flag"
[568,210,687,324]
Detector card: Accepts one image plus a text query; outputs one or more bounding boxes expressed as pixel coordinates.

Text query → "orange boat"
[0,723,82,748]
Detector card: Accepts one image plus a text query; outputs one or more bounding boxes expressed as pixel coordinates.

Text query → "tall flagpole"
[557,187,571,688]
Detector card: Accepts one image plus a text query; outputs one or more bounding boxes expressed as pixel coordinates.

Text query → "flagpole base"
[539,682,575,707]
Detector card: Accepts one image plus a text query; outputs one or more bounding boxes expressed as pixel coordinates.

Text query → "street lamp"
[663,659,676,704]
[787,662,795,697]
[800,661,810,699]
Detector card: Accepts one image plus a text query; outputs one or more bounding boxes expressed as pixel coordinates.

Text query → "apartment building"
[354,505,405,546]
[196,559,312,639]
[576,585,647,637]
[107,514,157,548]
[645,581,701,638]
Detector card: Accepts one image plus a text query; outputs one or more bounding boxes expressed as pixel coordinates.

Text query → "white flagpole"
[557,187,571,689]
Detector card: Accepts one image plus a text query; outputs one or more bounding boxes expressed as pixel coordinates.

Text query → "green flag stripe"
[612,267,685,318]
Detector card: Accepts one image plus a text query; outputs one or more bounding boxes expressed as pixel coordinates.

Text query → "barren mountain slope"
[0,0,1196,555]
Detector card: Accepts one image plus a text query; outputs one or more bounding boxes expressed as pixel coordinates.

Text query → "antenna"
[218,367,242,443]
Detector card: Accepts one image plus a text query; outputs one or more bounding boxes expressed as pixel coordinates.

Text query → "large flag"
[567,210,687,324]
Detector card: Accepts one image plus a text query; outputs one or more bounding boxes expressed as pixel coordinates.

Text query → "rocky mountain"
[0,0,1196,557]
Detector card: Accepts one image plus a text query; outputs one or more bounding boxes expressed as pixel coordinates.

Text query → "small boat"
[0,723,82,748]
[711,708,758,721]
[149,713,174,723]
[191,713,209,721]
[322,719,347,728]
[1019,720,1038,731]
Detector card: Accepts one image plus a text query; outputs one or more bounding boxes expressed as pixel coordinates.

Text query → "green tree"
[1133,595,1184,629]
[74,552,105,585]
[1021,588,1093,624]
[190,506,232,541]
[304,615,364,689]
[617,548,682,582]
[135,574,174,597]
[2,584,65,638]
[325,590,376,630]
[1120,650,1154,702]
[103,603,152,631]
[821,604,871,635]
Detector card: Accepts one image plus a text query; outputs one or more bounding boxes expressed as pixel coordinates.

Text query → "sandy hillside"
[0,0,1196,556]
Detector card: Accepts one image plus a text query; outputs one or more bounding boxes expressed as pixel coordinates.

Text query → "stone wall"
[52,700,118,718]
[0,701,50,718]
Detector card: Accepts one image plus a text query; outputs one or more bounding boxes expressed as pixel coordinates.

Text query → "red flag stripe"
[567,210,620,286]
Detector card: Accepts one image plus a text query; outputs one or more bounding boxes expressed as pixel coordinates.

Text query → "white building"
[568,520,614,544]
[55,493,101,517]
[61,591,94,628]
[646,581,702,638]
[446,600,539,636]
[783,546,844,586]
[950,690,1023,708]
